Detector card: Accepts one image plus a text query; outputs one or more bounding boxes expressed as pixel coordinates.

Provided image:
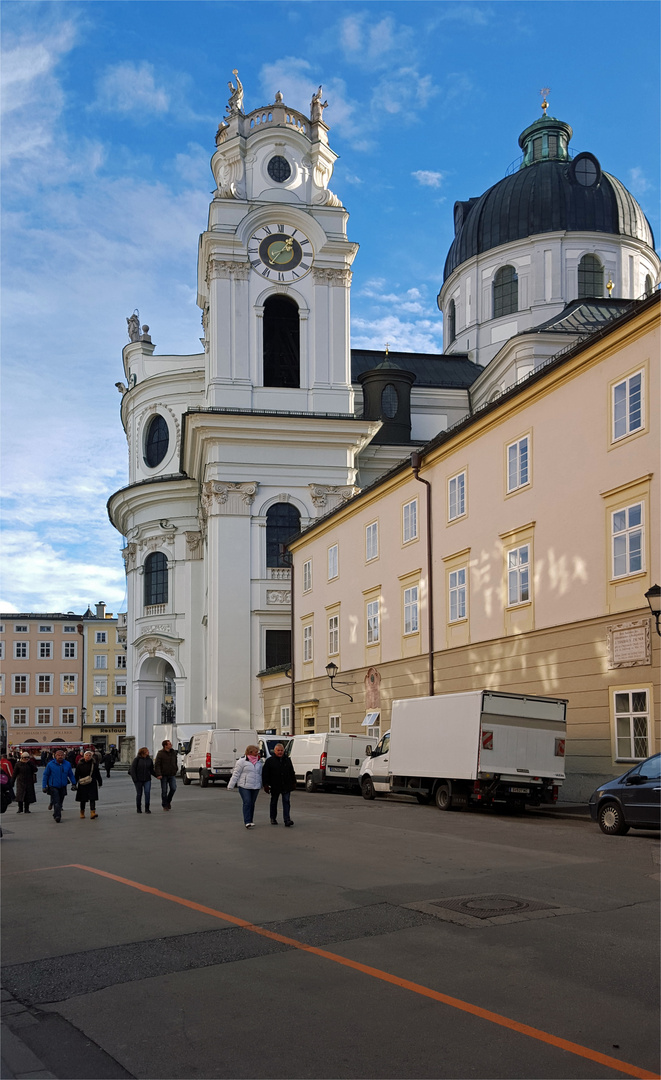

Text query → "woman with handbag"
[74,751,103,819]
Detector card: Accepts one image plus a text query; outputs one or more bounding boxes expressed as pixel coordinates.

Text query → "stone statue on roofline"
[310,85,328,123]
[126,313,140,342]
[226,69,244,115]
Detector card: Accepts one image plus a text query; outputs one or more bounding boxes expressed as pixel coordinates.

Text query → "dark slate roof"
[444,118,655,281]
[523,297,634,336]
[351,349,481,388]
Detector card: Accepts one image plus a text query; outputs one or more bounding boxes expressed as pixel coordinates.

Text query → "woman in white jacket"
[227,744,263,828]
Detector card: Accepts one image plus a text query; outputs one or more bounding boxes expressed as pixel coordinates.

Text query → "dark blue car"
[589,753,661,835]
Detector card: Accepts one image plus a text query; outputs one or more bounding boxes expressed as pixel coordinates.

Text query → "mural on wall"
[365,667,381,710]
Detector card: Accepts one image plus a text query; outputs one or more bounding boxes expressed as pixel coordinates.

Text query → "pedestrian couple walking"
[128,740,178,813]
[228,743,295,829]
[42,749,102,821]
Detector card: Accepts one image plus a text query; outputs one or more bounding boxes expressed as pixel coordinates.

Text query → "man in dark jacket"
[154,740,179,811]
[102,751,114,778]
[262,744,295,826]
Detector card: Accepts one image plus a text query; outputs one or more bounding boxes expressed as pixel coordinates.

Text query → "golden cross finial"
[540,87,551,115]
[606,275,614,296]
[385,342,390,356]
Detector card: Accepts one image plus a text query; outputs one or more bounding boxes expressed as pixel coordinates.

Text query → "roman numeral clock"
[248,225,313,283]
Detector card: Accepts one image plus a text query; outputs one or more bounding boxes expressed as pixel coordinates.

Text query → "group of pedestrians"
[0,744,118,825]
[128,739,179,813]
[228,742,295,829]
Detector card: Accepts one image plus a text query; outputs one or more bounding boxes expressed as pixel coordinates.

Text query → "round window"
[144,414,169,468]
[381,384,399,419]
[267,155,292,183]
[572,153,600,188]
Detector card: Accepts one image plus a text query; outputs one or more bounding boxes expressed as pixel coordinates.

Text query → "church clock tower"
[197,81,357,415]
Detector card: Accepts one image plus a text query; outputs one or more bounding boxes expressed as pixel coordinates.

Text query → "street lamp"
[325,661,353,702]
[644,583,661,636]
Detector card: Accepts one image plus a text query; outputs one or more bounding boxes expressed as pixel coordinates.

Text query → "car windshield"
[640,755,661,780]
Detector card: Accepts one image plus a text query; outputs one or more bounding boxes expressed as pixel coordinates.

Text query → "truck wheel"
[305,773,316,792]
[598,801,629,835]
[435,783,452,811]
[181,770,191,786]
[200,771,209,788]
[361,777,376,800]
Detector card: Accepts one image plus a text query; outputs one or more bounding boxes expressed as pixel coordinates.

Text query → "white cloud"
[93,61,170,117]
[412,170,445,188]
[628,166,652,195]
[372,67,439,118]
[351,313,443,353]
[337,13,415,68]
[0,531,126,613]
[258,57,362,146]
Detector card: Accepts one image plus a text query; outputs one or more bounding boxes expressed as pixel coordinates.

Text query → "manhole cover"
[430,894,558,920]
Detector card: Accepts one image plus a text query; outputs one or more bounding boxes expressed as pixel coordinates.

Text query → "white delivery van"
[359,690,567,811]
[181,728,259,786]
[259,735,294,759]
[152,723,212,758]
[290,733,375,793]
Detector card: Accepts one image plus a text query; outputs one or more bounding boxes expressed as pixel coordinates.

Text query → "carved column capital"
[207,258,251,282]
[185,531,204,560]
[201,480,258,516]
[312,268,352,287]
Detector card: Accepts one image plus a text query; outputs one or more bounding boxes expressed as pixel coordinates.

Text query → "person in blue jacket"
[42,748,76,823]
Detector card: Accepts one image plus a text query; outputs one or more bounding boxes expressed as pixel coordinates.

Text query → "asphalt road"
[1,770,659,1080]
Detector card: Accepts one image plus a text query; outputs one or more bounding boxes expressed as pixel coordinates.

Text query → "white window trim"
[60,674,78,695]
[38,624,53,633]
[36,707,53,725]
[36,673,54,695]
[12,674,29,695]
[0,642,4,660]
[329,714,341,733]
[114,707,127,724]
[328,614,339,656]
[507,545,531,607]
[402,499,418,543]
[303,624,313,663]
[506,435,530,493]
[328,544,339,581]
[365,521,379,562]
[94,708,107,724]
[611,502,644,580]
[448,471,466,522]
[403,585,419,636]
[612,369,644,443]
[38,641,53,659]
[613,689,650,761]
[302,559,313,593]
[93,677,108,696]
[13,642,29,659]
[11,708,28,725]
[367,600,380,644]
[60,707,77,725]
[116,653,127,668]
[94,654,108,669]
[95,631,107,643]
[280,705,291,735]
[448,567,468,623]
[62,641,78,659]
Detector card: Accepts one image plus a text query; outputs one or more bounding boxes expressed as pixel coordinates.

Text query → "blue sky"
[2,0,659,614]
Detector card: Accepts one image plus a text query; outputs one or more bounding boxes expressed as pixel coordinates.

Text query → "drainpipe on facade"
[410,453,435,697]
[289,556,295,735]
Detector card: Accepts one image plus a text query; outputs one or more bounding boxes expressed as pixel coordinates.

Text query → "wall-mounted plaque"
[608,619,651,669]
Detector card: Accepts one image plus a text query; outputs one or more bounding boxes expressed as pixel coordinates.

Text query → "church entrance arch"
[135,654,181,750]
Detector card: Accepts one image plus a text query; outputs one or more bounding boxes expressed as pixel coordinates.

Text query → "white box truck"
[359,690,567,811]
[290,733,376,792]
[181,728,259,786]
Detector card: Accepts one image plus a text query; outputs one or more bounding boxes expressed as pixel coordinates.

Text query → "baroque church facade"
[108,77,659,753]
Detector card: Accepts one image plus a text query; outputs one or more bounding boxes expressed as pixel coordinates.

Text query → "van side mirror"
[365,745,372,756]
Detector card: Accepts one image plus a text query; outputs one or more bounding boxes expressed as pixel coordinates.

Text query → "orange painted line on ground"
[67,863,659,1080]
[3,864,79,875]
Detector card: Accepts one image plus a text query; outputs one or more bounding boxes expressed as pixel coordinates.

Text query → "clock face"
[248,225,313,283]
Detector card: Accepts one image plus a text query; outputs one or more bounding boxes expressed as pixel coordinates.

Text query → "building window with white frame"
[404,586,419,635]
[328,614,339,656]
[612,503,643,578]
[11,709,28,725]
[115,679,127,696]
[448,472,466,521]
[116,653,127,669]
[114,708,127,724]
[329,714,341,733]
[61,674,77,695]
[94,708,106,724]
[0,642,4,660]
[508,545,530,605]
[14,641,28,659]
[61,708,77,725]
[449,568,467,621]
[39,624,53,633]
[403,499,418,543]
[303,560,312,593]
[14,624,28,633]
[95,631,107,643]
[37,674,52,694]
[280,705,291,735]
[0,675,4,695]
[63,625,76,633]
[39,641,53,659]
[63,641,77,659]
[303,624,313,663]
[366,521,378,561]
[614,690,649,760]
[507,436,530,492]
[328,545,338,580]
[12,675,28,694]
[94,677,108,696]
[36,708,52,725]
[364,711,380,740]
[612,371,643,442]
[94,654,108,669]
[367,600,380,644]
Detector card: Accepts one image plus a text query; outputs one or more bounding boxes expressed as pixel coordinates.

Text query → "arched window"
[446,299,456,344]
[144,552,168,606]
[493,266,518,318]
[144,414,169,468]
[645,274,653,297]
[263,296,300,388]
[266,503,301,567]
[578,254,604,298]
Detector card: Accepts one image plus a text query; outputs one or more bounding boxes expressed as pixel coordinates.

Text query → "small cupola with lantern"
[357,346,416,445]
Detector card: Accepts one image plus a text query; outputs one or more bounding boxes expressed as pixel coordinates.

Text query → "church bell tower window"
[263,295,300,388]
[266,503,301,567]
[578,254,604,298]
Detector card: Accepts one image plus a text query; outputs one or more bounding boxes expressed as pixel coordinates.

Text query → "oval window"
[144,414,169,468]
[267,155,291,183]
[381,384,398,419]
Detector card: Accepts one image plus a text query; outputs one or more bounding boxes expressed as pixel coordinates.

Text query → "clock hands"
[268,237,294,265]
